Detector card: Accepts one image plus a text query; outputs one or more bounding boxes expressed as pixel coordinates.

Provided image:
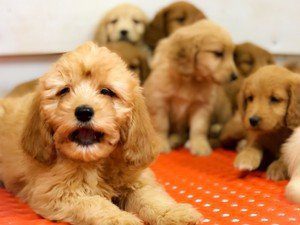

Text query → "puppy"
[234,65,300,181]
[0,42,202,225]
[106,42,150,83]
[144,20,237,155]
[7,42,150,98]
[95,4,148,46]
[144,1,206,49]
[220,43,274,148]
[282,127,300,203]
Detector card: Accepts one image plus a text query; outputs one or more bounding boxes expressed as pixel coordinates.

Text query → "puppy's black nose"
[75,105,94,122]
[249,116,261,127]
[230,73,238,81]
[120,30,128,37]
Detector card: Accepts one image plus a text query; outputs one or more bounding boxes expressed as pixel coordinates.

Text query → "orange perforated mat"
[0,149,299,225]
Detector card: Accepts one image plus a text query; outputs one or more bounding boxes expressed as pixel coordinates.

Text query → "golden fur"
[95,4,148,46]
[106,42,150,83]
[285,60,300,74]
[7,42,150,98]
[234,65,300,181]
[220,43,274,148]
[0,42,202,225]
[7,79,38,97]
[144,1,206,49]
[143,20,237,155]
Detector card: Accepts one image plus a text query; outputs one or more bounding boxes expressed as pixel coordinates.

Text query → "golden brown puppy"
[0,43,202,225]
[234,65,300,181]
[220,43,274,148]
[144,20,237,156]
[144,1,206,49]
[7,42,150,98]
[106,42,150,83]
[95,4,148,46]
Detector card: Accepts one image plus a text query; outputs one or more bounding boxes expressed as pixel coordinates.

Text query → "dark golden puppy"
[220,43,274,148]
[106,42,150,83]
[7,42,150,98]
[234,65,300,181]
[144,1,206,49]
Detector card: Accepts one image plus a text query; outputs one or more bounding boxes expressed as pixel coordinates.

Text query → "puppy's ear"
[286,78,300,128]
[21,93,55,164]
[94,20,108,46]
[138,56,150,84]
[122,87,159,168]
[144,8,168,49]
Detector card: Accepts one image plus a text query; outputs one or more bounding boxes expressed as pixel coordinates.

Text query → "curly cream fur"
[0,42,202,225]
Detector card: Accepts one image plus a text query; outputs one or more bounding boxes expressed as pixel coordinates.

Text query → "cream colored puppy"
[143,20,237,155]
[283,128,300,203]
[0,42,202,225]
[95,4,148,45]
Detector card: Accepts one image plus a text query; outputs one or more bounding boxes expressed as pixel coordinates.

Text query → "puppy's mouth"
[69,128,104,146]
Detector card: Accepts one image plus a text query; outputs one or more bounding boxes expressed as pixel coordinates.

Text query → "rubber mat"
[0,149,299,225]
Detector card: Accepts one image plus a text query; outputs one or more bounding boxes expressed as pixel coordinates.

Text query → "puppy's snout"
[249,116,261,127]
[120,30,128,37]
[75,105,94,122]
[230,72,238,81]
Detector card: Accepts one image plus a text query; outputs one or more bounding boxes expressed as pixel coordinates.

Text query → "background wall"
[0,0,299,95]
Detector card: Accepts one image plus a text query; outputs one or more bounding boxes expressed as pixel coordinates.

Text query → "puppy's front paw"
[190,137,212,156]
[266,160,288,181]
[158,204,203,225]
[234,149,261,171]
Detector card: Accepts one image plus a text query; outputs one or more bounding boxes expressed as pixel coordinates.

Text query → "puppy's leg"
[33,195,142,225]
[151,105,171,153]
[189,105,212,155]
[125,171,203,225]
[266,157,288,181]
[234,146,263,171]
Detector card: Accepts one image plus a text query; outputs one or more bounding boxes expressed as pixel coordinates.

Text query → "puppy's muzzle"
[249,116,261,127]
[75,105,94,122]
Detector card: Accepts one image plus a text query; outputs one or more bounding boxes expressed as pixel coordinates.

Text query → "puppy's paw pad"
[267,161,288,181]
[234,151,261,171]
[190,139,212,156]
[159,204,203,225]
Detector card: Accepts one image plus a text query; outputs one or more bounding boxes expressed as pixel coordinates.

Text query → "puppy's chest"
[169,86,211,126]
[258,128,292,156]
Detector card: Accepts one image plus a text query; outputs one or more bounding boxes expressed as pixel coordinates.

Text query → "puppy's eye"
[110,19,118,24]
[100,88,116,97]
[176,16,185,23]
[56,87,70,96]
[133,19,141,24]
[246,95,253,102]
[213,51,224,58]
[128,64,138,70]
[270,96,281,103]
